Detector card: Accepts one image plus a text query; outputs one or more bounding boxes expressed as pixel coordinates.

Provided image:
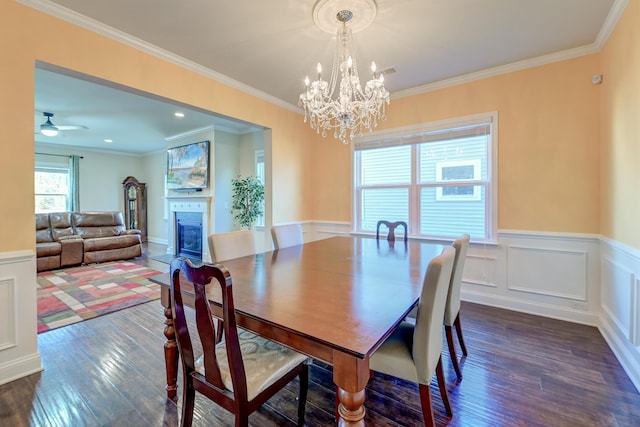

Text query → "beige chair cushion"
[195,329,307,401]
[444,234,470,326]
[271,224,303,249]
[369,322,419,383]
[370,246,455,385]
[208,230,256,262]
[405,234,469,324]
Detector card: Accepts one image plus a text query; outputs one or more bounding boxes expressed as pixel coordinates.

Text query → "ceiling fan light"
[40,112,59,136]
[40,125,58,137]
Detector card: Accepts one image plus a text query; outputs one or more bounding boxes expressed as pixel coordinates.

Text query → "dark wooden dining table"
[152,235,445,426]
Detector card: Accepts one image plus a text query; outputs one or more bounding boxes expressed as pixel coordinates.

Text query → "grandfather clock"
[122,176,147,242]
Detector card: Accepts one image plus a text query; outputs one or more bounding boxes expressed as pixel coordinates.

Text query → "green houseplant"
[231,175,264,229]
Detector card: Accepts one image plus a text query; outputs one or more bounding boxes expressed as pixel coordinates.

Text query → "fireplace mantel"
[166,195,212,202]
[167,196,212,263]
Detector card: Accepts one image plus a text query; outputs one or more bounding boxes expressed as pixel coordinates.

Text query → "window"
[255,150,265,227]
[35,165,71,213]
[435,160,481,201]
[354,112,497,242]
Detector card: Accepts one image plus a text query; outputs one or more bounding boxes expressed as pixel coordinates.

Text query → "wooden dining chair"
[369,246,456,427]
[444,234,470,380]
[376,220,408,242]
[271,223,303,249]
[208,230,256,262]
[169,257,309,427]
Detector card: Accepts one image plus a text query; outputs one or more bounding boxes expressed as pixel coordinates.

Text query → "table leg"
[162,296,178,401]
[337,388,366,426]
[333,352,370,426]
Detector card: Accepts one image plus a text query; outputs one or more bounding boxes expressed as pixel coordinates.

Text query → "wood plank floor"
[2,245,639,426]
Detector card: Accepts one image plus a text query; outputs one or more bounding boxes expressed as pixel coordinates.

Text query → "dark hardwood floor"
[2,243,639,426]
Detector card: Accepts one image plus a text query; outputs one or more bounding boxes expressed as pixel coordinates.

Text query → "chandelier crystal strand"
[299,9,389,144]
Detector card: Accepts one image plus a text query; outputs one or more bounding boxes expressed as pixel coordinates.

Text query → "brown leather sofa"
[36,212,84,272]
[36,211,142,272]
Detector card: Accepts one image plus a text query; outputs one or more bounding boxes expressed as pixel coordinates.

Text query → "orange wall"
[0,0,320,252]
[601,0,640,247]
[311,56,602,233]
[1,0,624,255]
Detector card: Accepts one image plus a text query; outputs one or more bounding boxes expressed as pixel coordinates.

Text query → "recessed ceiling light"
[104,139,112,143]
[174,112,185,118]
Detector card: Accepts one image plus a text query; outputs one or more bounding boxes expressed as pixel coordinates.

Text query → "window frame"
[255,149,265,228]
[35,164,72,213]
[352,112,498,243]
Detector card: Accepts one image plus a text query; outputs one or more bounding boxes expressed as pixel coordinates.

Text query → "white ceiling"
[27,0,624,154]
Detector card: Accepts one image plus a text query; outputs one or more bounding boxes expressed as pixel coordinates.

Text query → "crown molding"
[392,44,598,100]
[16,0,301,114]
[19,0,629,110]
[34,141,151,158]
[393,0,629,100]
[165,125,215,142]
[594,0,629,49]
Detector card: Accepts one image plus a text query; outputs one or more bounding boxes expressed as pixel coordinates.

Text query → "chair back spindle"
[376,220,408,242]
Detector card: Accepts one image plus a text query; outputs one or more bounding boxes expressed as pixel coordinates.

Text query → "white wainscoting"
[600,238,640,392]
[0,251,42,386]
[453,231,602,326]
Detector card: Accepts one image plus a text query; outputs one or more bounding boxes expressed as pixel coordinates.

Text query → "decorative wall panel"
[507,245,587,300]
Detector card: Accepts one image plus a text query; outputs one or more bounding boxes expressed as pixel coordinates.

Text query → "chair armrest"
[121,229,141,235]
[58,235,83,241]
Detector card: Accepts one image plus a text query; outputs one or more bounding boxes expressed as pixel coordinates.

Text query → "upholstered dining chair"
[444,234,470,380]
[208,230,256,262]
[207,230,257,342]
[169,258,309,427]
[405,233,471,380]
[376,220,408,242]
[369,246,456,427]
[271,223,303,249]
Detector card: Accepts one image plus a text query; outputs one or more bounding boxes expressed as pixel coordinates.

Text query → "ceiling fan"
[39,112,88,136]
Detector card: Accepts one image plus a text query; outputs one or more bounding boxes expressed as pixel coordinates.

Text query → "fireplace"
[167,197,211,263]
[175,212,202,260]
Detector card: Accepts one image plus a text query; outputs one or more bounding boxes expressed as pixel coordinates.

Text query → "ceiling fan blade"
[55,125,88,131]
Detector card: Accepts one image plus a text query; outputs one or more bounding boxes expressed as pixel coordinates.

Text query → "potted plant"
[231,175,264,229]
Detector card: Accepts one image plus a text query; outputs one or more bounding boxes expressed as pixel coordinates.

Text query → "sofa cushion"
[83,245,141,264]
[37,241,61,257]
[82,234,141,252]
[72,211,126,239]
[37,255,61,272]
[36,214,53,243]
[49,212,75,241]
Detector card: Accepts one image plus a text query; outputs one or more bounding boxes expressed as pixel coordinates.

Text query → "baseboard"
[462,289,600,326]
[0,352,42,386]
[146,236,168,245]
[599,309,640,392]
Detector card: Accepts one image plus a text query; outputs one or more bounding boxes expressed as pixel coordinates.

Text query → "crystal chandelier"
[299,8,390,144]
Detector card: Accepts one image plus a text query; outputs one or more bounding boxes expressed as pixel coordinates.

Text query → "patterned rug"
[37,261,162,333]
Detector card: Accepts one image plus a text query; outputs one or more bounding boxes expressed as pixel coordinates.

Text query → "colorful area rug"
[37,261,162,333]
